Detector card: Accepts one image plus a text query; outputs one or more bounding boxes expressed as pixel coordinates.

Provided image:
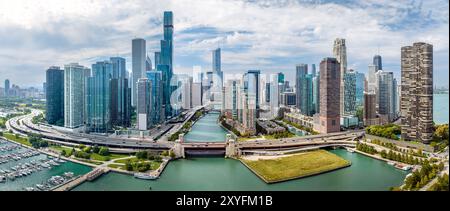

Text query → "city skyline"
[0,0,448,88]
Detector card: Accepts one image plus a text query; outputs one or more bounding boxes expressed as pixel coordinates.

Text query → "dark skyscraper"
[45,66,64,125]
[316,58,341,134]
[245,70,260,118]
[110,57,131,127]
[373,55,382,71]
[161,11,174,119]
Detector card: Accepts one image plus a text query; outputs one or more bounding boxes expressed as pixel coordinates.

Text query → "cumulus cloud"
[0,0,448,87]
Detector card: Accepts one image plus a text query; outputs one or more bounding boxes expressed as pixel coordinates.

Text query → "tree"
[60,150,66,157]
[435,124,449,140]
[136,151,148,159]
[161,150,169,157]
[92,145,100,153]
[169,150,176,159]
[98,147,109,156]
[125,160,133,171]
[83,146,92,153]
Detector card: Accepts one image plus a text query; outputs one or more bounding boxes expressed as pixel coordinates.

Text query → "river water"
[73,113,409,191]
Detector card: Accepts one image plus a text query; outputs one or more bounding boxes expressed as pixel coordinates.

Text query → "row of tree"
[380,150,423,165]
[403,161,445,191]
[372,139,426,158]
[356,142,377,154]
[429,173,449,191]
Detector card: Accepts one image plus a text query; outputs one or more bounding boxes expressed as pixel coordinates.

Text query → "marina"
[0,138,91,191]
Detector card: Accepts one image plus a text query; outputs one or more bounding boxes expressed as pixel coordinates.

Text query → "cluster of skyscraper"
[45,11,226,134]
[220,38,434,143]
[42,10,434,143]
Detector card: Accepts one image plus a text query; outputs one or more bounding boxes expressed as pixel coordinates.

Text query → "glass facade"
[46,66,64,125]
[86,61,113,133]
[110,57,131,127]
[147,71,164,125]
[296,64,313,116]
[373,55,382,71]
[343,72,356,115]
[160,11,174,119]
[355,71,365,108]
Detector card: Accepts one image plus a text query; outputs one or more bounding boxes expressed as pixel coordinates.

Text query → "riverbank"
[240,150,352,184]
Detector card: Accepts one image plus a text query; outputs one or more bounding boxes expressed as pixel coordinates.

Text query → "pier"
[52,167,109,191]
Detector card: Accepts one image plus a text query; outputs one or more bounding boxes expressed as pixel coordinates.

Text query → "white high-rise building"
[132,38,146,107]
[191,82,202,108]
[178,75,192,109]
[269,74,280,118]
[333,38,347,117]
[64,63,90,129]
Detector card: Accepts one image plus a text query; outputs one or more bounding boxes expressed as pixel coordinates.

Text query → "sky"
[0,0,448,88]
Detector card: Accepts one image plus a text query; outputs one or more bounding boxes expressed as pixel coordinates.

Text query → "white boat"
[134,173,158,180]
[387,161,395,166]
[346,148,355,153]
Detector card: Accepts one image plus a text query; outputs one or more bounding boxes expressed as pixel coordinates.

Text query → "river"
[73,113,408,191]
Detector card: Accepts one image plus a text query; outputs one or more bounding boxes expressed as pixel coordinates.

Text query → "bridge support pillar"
[225,138,238,158]
[173,140,185,158]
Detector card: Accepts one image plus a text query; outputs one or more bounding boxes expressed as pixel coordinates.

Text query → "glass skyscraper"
[86,61,113,133]
[4,79,9,96]
[343,71,356,115]
[46,66,64,125]
[296,64,313,116]
[147,71,164,125]
[377,71,396,123]
[373,55,382,71]
[355,71,365,108]
[160,11,174,119]
[110,57,131,127]
[244,70,260,117]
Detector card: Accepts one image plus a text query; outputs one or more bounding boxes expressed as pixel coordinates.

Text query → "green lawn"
[2,132,32,146]
[114,157,162,171]
[73,158,103,165]
[241,150,351,183]
[89,153,129,162]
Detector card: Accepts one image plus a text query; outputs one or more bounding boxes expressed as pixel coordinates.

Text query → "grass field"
[241,150,351,183]
[2,132,32,146]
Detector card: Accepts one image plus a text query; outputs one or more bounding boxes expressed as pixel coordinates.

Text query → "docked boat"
[346,148,355,153]
[387,161,395,166]
[0,176,5,183]
[63,172,74,178]
[134,173,158,180]
[36,184,46,190]
[394,164,411,171]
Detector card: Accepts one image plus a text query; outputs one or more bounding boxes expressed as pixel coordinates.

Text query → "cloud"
[0,0,448,88]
